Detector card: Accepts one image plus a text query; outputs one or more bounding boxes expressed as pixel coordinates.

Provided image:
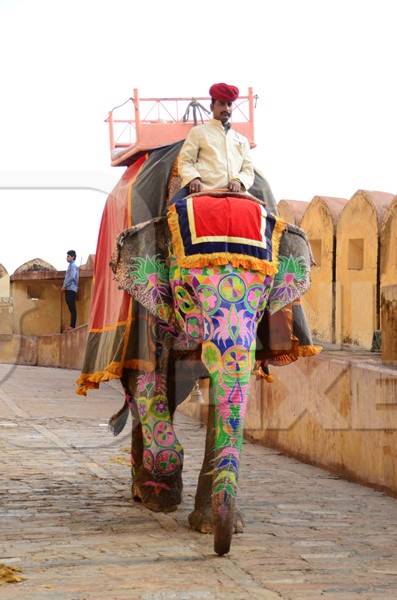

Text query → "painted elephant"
[110,190,319,555]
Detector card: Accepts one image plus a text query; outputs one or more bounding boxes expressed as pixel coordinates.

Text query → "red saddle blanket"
[168,194,285,275]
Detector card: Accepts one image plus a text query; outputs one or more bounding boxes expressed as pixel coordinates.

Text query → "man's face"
[211,99,232,123]
[67,254,73,263]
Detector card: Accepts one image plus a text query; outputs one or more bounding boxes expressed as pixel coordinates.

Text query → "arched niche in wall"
[336,190,394,349]
[300,196,348,343]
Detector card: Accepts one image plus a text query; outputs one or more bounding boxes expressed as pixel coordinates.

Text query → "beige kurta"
[178,119,254,191]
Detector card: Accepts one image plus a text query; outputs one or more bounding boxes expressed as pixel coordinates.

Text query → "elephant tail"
[108,399,129,436]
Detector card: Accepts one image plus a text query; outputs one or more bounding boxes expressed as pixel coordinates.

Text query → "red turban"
[209,82,239,102]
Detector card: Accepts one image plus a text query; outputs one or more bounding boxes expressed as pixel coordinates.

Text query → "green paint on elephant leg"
[134,380,184,477]
[123,369,183,512]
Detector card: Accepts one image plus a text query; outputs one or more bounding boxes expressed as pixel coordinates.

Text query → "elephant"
[109,189,319,555]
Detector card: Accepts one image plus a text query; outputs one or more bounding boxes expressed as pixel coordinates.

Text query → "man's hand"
[189,178,203,193]
[228,179,242,193]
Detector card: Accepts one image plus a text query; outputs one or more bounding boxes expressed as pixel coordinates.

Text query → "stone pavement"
[1,365,397,599]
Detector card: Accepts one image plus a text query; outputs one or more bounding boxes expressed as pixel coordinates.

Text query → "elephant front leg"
[123,369,183,513]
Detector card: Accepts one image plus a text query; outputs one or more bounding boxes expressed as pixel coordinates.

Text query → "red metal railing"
[106,88,256,166]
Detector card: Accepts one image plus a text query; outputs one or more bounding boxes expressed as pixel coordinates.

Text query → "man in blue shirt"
[62,250,79,330]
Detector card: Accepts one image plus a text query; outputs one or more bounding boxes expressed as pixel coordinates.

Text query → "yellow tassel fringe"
[298,344,322,357]
[76,358,155,396]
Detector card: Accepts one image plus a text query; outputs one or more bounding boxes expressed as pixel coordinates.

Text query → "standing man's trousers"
[65,290,77,328]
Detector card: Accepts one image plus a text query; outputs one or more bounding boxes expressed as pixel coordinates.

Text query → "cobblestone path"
[1,364,397,599]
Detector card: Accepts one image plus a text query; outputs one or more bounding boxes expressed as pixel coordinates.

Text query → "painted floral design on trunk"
[170,261,274,516]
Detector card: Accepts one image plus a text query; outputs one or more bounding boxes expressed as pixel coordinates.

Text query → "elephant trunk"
[177,266,275,554]
[201,340,254,556]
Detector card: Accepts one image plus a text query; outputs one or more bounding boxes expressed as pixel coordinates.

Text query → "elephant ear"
[268,224,313,315]
[110,217,174,323]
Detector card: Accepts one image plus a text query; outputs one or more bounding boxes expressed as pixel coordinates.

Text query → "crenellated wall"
[0,257,93,367]
[280,190,397,353]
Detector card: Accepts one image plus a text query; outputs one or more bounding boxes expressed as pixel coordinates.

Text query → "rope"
[109,97,133,113]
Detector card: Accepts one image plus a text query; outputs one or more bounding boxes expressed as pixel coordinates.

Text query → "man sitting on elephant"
[173,82,255,201]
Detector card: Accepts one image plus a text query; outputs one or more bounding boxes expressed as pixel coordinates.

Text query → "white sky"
[1,0,396,273]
